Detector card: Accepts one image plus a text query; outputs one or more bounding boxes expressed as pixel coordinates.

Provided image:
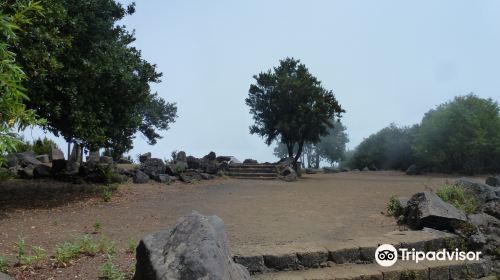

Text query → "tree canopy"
[247,57,344,165]
[3,0,177,155]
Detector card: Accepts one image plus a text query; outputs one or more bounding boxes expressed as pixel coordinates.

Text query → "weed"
[0,254,8,272]
[93,220,102,233]
[14,237,27,265]
[436,185,478,214]
[126,238,137,254]
[31,245,46,267]
[54,242,80,265]
[100,254,125,280]
[386,196,404,217]
[78,235,97,255]
[101,189,112,202]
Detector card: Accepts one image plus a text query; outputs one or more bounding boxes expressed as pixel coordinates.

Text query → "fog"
[26,0,500,162]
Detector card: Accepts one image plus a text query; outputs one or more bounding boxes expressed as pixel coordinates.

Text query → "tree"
[247,58,344,167]
[6,0,177,155]
[413,94,500,174]
[0,2,44,164]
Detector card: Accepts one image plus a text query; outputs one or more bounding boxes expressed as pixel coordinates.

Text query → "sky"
[27,0,500,163]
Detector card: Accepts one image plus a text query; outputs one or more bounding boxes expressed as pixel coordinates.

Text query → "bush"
[386,196,404,217]
[436,185,478,214]
[14,136,59,155]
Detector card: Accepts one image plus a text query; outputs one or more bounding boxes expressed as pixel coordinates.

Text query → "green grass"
[126,238,137,254]
[54,235,100,265]
[100,254,125,280]
[93,220,102,233]
[436,185,478,214]
[0,254,8,273]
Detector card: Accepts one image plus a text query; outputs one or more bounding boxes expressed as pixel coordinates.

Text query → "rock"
[482,200,500,220]
[49,145,65,161]
[0,272,14,280]
[486,176,500,187]
[218,161,229,172]
[203,151,216,161]
[5,154,18,168]
[118,157,133,164]
[204,160,219,175]
[157,174,171,184]
[305,168,317,174]
[34,154,49,164]
[216,156,231,162]
[141,158,166,179]
[133,212,250,280]
[340,168,350,172]
[18,165,35,178]
[279,166,297,182]
[397,196,410,208]
[165,164,176,176]
[176,151,187,162]
[179,171,203,183]
[99,156,113,164]
[200,173,214,180]
[87,150,100,163]
[69,144,82,162]
[139,152,151,163]
[405,191,466,231]
[323,167,338,174]
[362,166,370,171]
[455,177,499,203]
[66,161,80,174]
[186,156,201,169]
[133,170,149,184]
[406,164,419,175]
[243,159,258,164]
[51,159,67,174]
[33,164,51,179]
[16,151,42,167]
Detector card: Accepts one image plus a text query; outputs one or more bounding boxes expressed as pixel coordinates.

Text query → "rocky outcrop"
[139,152,152,163]
[486,176,500,187]
[134,212,250,280]
[455,177,500,204]
[133,170,150,184]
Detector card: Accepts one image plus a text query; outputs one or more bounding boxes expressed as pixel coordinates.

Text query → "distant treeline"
[342,94,500,174]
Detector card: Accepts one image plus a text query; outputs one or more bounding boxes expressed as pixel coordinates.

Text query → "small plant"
[386,196,404,217]
[14,237,27,265]
[97,236,116,255]
[100,254,125,280]
[78,235,97,255]
[93,220,102,233]
[31,245,46,267]
[54,242,80,265]
[0,254,8,273]
[437,185,478,214]
[101,189,112,202]
[126,238,136,254]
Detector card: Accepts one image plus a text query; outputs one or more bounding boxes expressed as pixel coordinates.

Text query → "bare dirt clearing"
[0,171,466,279]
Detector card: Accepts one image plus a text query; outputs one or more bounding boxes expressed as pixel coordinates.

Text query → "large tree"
[247,58,344,166]
[4,0,177,155]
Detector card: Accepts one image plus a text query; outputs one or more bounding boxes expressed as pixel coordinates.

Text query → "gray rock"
[176,151,187,162]
[141,158,166,179]
[87,150,100,163]
[134,212,250,280]
[229,156,241,164]
[33,164,51,179]
[179,171,203,183]
[157,174,171,184]
[35,154,50,164]
[69,144,82,162]
[200,173,213,180]
[406,164,419,175]
[49,145,65,161]
[118,157,133,164]
[455,177,499,203]
[486,176,500,187]
[279,166,297,182]
[216,156,231,162]
[405,191,466,231]
[362,166,370,171]
[186,156,201,169]
[305,168,317,174]
[0,272,14,280]
[139,152,151,163]
[5,154,18,168]
[133,170,149,184]
[482,200,500,220]
[16,151,42,167]
[203,160,219,175]
[18,165,35,178]
[203,151,216,161]
[51,159,67,174]
[243,159,258,164]
[66,161,80,174]
[323,167,338,174]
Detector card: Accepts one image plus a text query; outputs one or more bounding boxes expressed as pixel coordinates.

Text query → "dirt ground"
[0,171,471,279]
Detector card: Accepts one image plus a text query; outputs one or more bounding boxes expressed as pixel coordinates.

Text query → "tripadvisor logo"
[375,244,482,267]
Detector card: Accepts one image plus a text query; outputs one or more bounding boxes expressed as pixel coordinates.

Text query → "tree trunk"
[67,141,71,161]
[286,142,294,158]
[293,140,304,170]
[315,152,320,169]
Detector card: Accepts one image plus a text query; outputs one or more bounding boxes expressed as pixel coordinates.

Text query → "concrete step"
[233,229,459,274]
[251,259,492,280]
[227,173,277,178]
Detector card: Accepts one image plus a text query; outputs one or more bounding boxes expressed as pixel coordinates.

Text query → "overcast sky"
[27,0,500,163]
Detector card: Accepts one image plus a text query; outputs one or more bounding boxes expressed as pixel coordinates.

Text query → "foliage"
[14,237,46,267]
[247,57,344,166]
[126,238,136,254]
[93,220,102,233]
[346,123,417,170]
[100,254,125,280]
[0,254,7,272]
[54,235,101,266]
[15,136,59,155]
[5,0,177,154]
[386,196,404,217]
[101,188,112,202]
[0,1,44,165]
[413,94,500,174]
[436,185,478,214]
[274,122,349,168]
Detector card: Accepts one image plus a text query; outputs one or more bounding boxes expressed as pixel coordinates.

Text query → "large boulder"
[406,164,419,175]
[134,212,250,280]
[133,170,150,184]
[16,151,42,167]
[279,166,297,182]
[33,164,52,179]
[35,154,50,164]
[141,158,166,179]
[179,171,203,183]
[243,159,258,164]
[186,156,201,169]
[49,145,65,161]
[139,152,151,163]
[485,176,500,187]
[216,156,231,163]
[455,178,500,204]
[405,191,466,231]
[229,156,241,164]
[5,154,18,168]
[176,151,187,162]
[18,165,35,179]
[203,151,216,161]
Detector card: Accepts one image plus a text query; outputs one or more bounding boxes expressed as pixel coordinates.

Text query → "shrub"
[436,185,478,214]
[54,235,99,265]
[386,196,404,217]
[100,254,125,280]
[14,137,59,155]
[93,220,102,233]
[0,254,8,273]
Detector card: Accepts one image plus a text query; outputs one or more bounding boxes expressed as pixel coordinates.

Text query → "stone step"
[228,168,276,173]
[230,164,276,168]
[230,177,278,180]
[251,259,492,280]
[227,172,278,178]
[233,229,459,274]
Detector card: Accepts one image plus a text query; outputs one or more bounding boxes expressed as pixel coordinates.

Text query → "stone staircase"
[232,229,495,279]
[227,164,278,179]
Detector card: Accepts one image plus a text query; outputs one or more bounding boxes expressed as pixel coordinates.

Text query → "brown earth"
[0,171,472,279]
